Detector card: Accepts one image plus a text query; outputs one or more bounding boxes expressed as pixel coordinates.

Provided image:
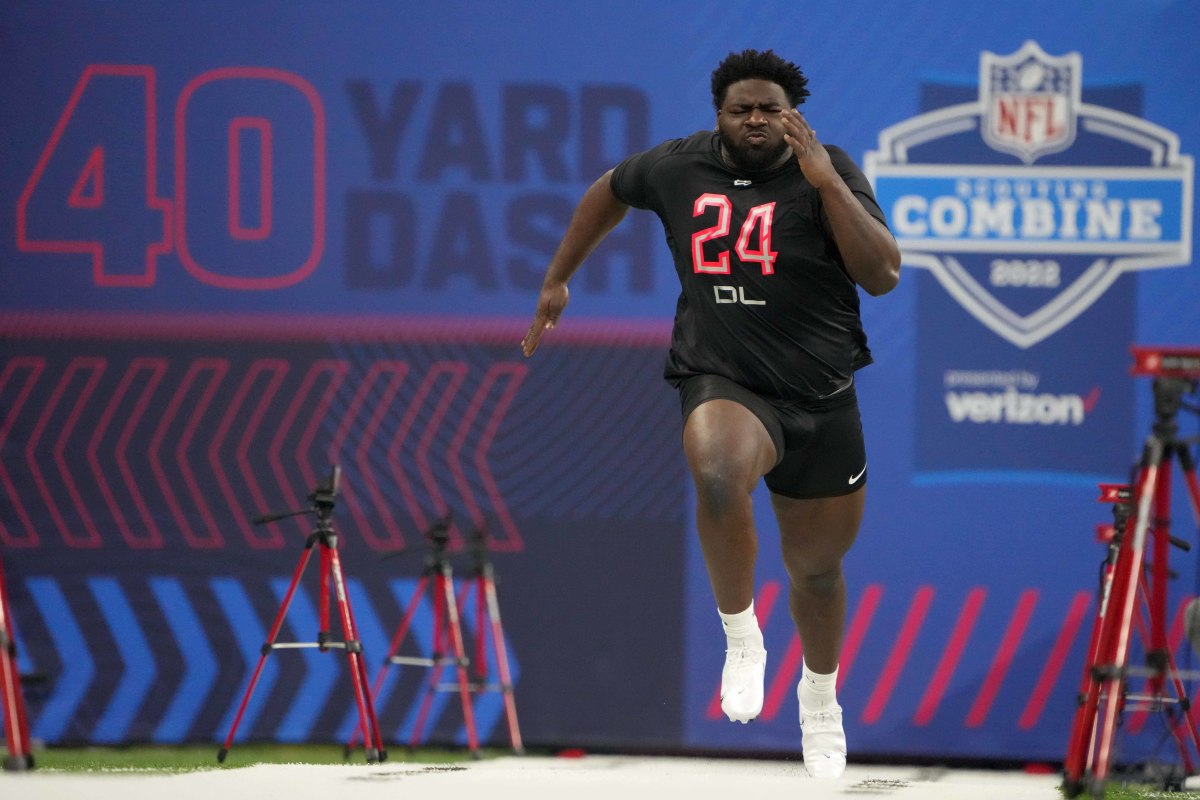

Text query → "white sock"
[799,660,838,709]
[719,602,762,645]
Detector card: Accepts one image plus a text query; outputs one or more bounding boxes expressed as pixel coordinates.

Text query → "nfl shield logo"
[866,39,1192,349]
[980,40,1081,164]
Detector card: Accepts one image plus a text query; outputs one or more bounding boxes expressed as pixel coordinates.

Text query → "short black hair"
[711,49,810,110]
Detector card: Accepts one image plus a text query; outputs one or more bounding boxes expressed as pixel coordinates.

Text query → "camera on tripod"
[251,465,341,529]
[424,513,452,549]
[310,465,341,514]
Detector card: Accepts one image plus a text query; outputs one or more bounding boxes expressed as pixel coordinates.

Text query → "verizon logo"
[945,386,1099,425]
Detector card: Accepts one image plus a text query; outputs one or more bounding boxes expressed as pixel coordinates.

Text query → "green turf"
[1095,786,1200,800]
[27,744,490,772]
[1060,778,1200,799]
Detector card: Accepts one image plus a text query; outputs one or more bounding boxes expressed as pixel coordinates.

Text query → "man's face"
[717,78,791,171]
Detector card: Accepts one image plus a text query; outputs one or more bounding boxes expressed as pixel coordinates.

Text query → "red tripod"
[218,466,386,764]
[458,525,523,754]
[364,516,480,755]
[0,551,33,771]
[1063,347,1200,798]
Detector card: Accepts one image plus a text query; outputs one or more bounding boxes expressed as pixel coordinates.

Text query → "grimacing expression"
[717,78,791,171]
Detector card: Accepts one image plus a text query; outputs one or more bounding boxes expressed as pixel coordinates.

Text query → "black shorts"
[676,374,867,499]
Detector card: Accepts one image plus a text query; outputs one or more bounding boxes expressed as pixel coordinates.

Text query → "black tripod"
[218,466,386,763]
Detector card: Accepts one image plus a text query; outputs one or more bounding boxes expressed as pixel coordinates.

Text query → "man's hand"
[782,109,837,189]
[521,281,569,357]
[782,109,901,295]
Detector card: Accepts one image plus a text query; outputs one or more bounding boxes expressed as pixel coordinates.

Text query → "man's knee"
[790,564,844,598]
[689,458,751,517]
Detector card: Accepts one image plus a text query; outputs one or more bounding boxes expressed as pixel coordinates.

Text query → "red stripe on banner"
[93,358,168,549]
[330,361,409,550]
[231,360,290,549]
[450,363,527,551]
[1019,590,1092,729]
[761,635,803,721]
[174,359,229,548]
[0,311,673,347]
[1168,595,1193,654]
[1126,595,1194,735]
[837,584,884,692]
[861,586,935,724]
[27,358,104,547]
[211,359,290,549]
[966,589,1039,727]
[914,587,987,726]
[0,358,46,547]
[149,359,224,548]
[467,363,529,552]
[353,362,411,549]
[52,357,107,546]
[384,365,451,539]
[705,581,782,721]
[276,360,349,538]
[415,363,469,549]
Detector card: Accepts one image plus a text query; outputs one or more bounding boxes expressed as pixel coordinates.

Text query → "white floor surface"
[2,755,1065,800]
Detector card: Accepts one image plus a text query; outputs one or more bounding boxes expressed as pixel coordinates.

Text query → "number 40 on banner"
[16,64,326,290]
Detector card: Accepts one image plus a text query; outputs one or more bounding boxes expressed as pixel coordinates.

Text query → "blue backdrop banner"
[1,0,1197,763]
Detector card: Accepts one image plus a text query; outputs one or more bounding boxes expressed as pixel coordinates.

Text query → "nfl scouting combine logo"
[866,41,1193,349]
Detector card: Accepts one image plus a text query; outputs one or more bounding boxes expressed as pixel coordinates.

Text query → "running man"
[522,49,900,778]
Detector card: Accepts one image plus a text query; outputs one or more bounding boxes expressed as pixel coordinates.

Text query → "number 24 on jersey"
[690,194,777,275]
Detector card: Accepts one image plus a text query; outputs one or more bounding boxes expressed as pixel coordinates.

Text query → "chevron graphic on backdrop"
[147,576,218,742]
[0,354,528,553]
[19,570,1180,744]
[12,574,519,744]
[22,577,94,741]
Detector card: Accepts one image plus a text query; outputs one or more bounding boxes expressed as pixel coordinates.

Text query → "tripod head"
[1152,378,1198,420]
[467,524,493,574]
[252,465,342,529]
[424,512,452,553]
[309,465,341,524]
[1131,346,1200,442]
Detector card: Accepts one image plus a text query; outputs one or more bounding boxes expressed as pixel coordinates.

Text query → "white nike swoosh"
[848,464,867,484]
[734,179,752,186]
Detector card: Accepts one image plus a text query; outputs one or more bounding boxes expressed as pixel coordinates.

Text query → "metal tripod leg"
[218,530,385,764]
[1063,487,1127,791]
[327,543,386,763]
[347,574,429,755]
[219,536,316,761]
[461,565,523,754]
[1064,438,1200,797]
[366,557,480,756]
[0,554,32,771]
[407,563,479,754]
[1091,448,1164,792]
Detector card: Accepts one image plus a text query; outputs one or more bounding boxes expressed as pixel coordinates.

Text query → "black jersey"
[610,131,889,404]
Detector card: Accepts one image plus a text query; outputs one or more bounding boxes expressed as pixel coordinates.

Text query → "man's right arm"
[521,169,630,356]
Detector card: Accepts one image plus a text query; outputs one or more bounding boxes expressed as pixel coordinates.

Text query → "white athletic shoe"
[720,638,766,723]
[800,699,847,778]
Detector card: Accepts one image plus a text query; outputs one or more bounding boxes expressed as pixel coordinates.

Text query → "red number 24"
[690,193,777,275]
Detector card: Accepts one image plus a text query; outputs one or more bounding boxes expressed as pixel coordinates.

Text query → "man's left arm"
[782,110,900,296]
